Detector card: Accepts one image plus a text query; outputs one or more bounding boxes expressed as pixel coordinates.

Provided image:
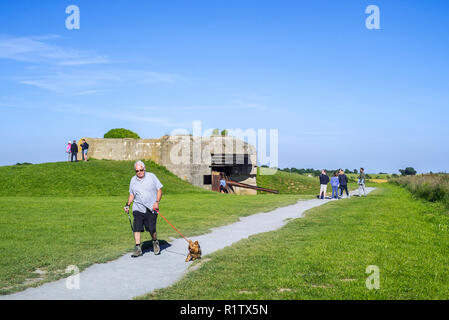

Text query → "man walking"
[124,160,163,257]
[358,167,367,197]
[70,140,78,162]
[338,169,350,198]
[319,170,330,199]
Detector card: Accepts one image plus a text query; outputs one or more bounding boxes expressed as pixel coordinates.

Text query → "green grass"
[140,184,449,300]
[257,169,364,195]
[392,174,449,207]
[0,160,309,294]
[257,168,318,194]
[0,159,202,196]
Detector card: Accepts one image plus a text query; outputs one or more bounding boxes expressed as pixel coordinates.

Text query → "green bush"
[399,167,417,176]
[104,128,140,139]
[392,174,449,207]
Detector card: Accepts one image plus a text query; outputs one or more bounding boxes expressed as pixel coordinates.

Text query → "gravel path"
[1,188,374,300]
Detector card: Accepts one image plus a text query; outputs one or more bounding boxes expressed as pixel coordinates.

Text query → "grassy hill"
[0,159,205,196]
[256,168,318,195]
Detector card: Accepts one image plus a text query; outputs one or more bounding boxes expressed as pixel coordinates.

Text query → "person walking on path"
[66,141,71,162]
[338,169,350,198]
[124,160,163,258]
[358,167,367,197]
[81,139,89,162]
[330,172,340,199]
[319,170,330,199]
[70,140,78,162]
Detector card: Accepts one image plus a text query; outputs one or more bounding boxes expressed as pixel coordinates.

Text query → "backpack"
[66,144,71,153]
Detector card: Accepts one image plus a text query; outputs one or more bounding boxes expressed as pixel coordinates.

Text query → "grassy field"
[257,168,371,195]
[256,168,320,195]
[141,184,449,300]
[0,160,315,294]
[0,159,202,196]
[392,174,449,207]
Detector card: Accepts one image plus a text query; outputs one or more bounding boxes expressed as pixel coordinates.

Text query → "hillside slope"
[256,168,318,194]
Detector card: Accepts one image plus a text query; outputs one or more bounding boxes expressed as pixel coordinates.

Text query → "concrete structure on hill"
[82,135,257,195]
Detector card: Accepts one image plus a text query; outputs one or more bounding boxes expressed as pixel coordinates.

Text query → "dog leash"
[154,209,190,243]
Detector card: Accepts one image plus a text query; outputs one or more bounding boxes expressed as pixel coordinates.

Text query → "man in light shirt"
[124,160,163,257]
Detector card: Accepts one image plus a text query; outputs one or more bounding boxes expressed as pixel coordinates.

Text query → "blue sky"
[1,0,448,173]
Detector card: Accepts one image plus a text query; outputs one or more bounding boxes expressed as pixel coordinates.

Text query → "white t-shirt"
[129,172,163,212]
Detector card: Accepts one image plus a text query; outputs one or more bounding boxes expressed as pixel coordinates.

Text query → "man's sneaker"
[131,245,142,258]
[153,240,160,255]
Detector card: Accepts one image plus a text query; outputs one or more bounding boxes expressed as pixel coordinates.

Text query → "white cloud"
[16,69,178,94]
[16,71,120,93]
[0,35,109,66]
[1,35,181,95]
[53,105,189,128]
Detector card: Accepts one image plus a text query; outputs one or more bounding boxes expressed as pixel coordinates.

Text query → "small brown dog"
[185,240,202,262]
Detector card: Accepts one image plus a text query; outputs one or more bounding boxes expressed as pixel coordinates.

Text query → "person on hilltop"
[70,140,78,162]
[358,167,367,197]
[81,139,89,162]
[219,173,228,193]
[66,141,72,162]
[319,169,330,199]
[124,160,163,258]
[330,172,340,199]
[338,169,350,198]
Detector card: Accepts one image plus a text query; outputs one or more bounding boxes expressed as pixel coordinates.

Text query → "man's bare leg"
[134,232,141,245]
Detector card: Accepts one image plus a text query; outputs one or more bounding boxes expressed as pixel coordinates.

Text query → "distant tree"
[104,128,140,139]
[399,167,417,176]
[392,173,399,178]
[221,129,228,136]
[212,129,220,136]
[344,169,351,174]
[353,169,358,174]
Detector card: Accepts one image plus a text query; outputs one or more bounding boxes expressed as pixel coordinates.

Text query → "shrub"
[392,174,449,207]
[399,167,417,176]
[104,128,140,139]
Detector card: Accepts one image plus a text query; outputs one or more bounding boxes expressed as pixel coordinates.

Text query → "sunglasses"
[135,169,145,173]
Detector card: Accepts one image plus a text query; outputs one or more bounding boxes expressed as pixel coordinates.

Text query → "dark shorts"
[133,208,157,234]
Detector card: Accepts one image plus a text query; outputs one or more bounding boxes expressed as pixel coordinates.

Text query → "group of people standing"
[65,139,89,162]
[319,168,367,199]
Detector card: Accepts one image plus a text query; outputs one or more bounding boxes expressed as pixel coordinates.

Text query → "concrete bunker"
[83,135,260,195]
